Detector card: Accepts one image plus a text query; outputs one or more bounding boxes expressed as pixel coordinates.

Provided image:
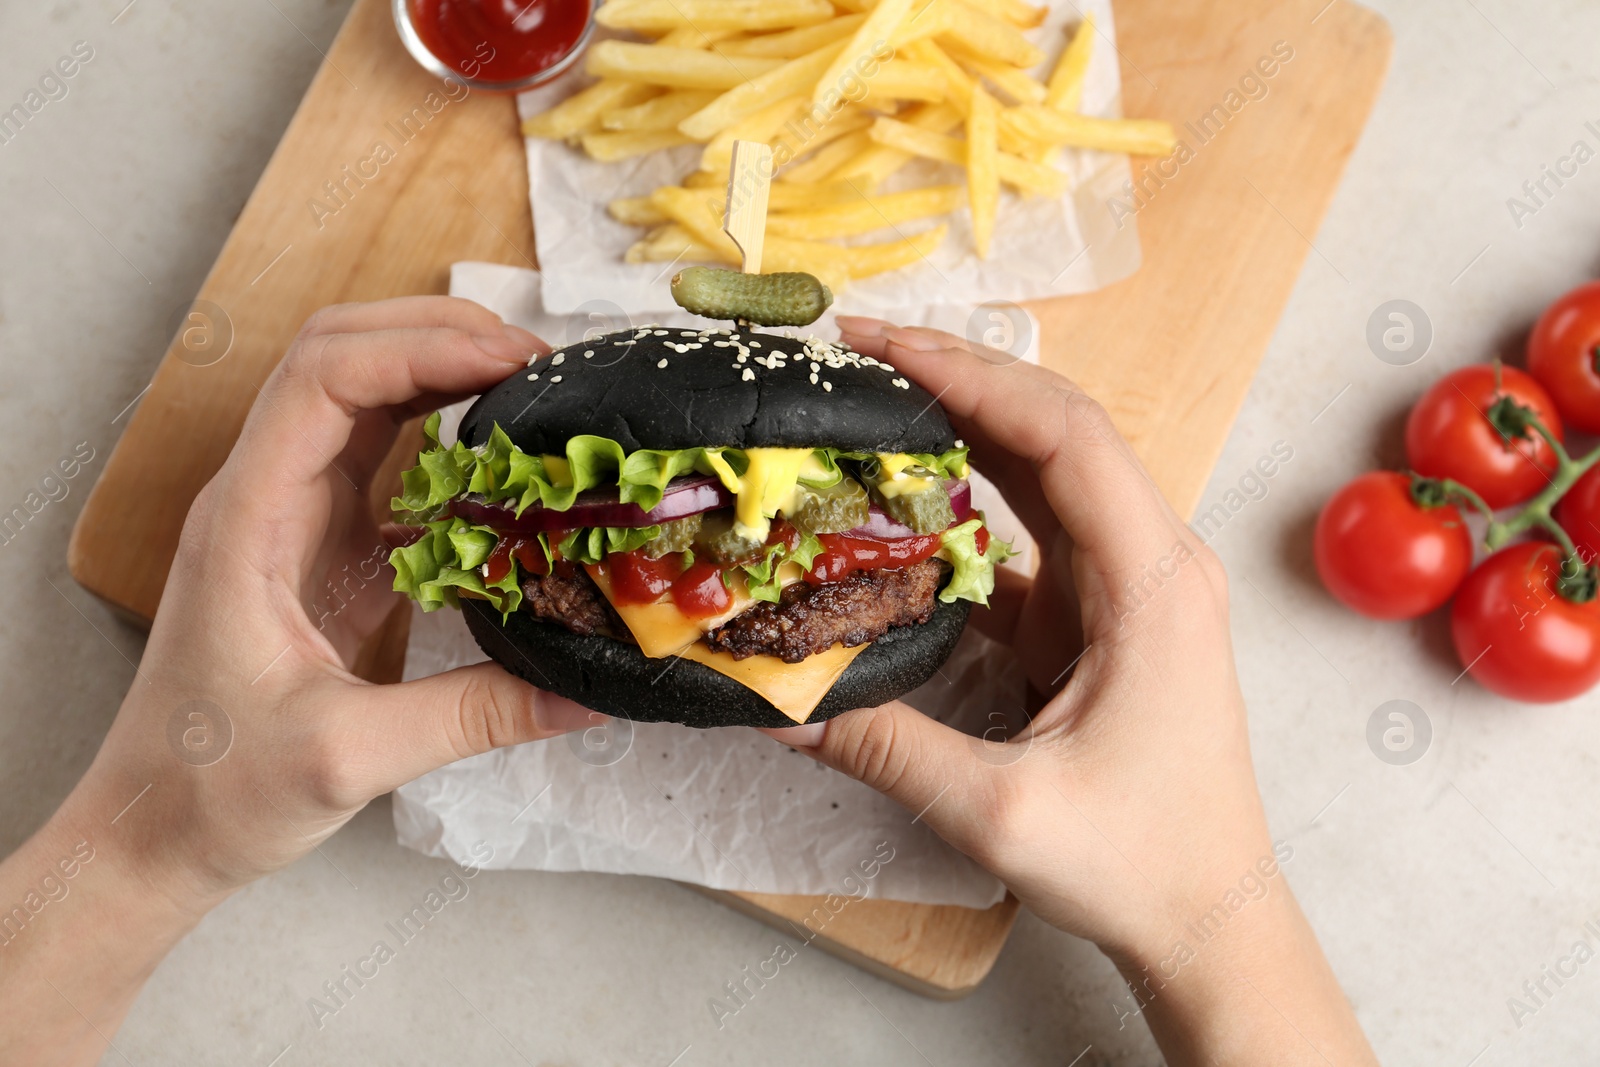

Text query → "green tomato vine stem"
[1410,399,1600,604]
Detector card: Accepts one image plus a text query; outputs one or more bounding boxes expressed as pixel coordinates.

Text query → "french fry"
[938,0,1043,68]
[765,180,868,210]
[678,41,846,141]
[867,115,1065,195]
[650,185,744,261]
[700,95,807,174]
[888,0,955,48]
[765,185,964,239]
[965,87,1000,258]
[945,46,1047,105]
[832,101,963,187]
[602,89,721,131]
[625,224,729,264]
[522,79,657,140]
[1045,13,1095,113]
[778,128,875,184]
[858,61,947,105]
[762,241,851,294]
[719,14,864,58]
[597,0,835,33]
[771,107,873,168]
[609,195,670,226]
[813,0,914,107]
[586,41,781,91]
[833,222,949,278]
[521,0,1169,294]
[656,25,742,47]
[1004,106,1178,156]
[995,0,1046,29]
[906,38,974,116]
[581,128,696,161]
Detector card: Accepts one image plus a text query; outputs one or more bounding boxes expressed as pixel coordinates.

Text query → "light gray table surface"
[3,1,1599,1063]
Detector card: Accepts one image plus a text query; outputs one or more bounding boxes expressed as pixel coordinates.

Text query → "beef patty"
[519,560,944,662]
[520,564,627,638]
[704,559,944,662]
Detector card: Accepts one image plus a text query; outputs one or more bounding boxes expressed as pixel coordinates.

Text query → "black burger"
[389,322,1008,729]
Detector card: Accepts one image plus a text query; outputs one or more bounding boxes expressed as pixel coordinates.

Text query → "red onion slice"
[451,476,972,540]
[839,480,973,540]
[452,474,733,534]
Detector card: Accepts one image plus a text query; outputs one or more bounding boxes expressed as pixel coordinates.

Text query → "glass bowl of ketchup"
[393,0,596,93]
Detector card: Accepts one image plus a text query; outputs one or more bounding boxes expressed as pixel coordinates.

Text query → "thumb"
[355,661,598,792]
[782,700,995,842]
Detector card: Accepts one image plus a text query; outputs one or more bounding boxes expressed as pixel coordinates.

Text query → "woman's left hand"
[0,298,592,1066]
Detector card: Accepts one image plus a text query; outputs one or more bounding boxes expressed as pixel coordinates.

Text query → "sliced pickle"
[693,512,765,563]
[642,514,702,558]
[875,479,956,534]
[789,477,870,534]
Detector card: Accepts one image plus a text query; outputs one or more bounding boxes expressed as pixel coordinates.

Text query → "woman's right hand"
[776,318,1376,1066]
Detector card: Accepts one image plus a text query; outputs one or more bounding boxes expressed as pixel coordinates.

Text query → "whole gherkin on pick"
[670,267,833,327]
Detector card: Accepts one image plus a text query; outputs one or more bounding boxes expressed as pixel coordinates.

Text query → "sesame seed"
[750,341,761,347]
[657,358,669,369]
[742,368,755,381]
[809,373,818,384]
[810,362,820,372]
[654,330,669,336]
[526,372,539,380]
[552,353,565,366]
[551,375,563,383]
[823,381,832,392]
[584,350,594,358]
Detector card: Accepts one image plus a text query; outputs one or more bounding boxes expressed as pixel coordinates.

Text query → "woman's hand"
[0,298,592,1065]
[773,318,1376,1066]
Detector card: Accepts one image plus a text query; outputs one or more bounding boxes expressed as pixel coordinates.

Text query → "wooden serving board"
[68,0,1389,997]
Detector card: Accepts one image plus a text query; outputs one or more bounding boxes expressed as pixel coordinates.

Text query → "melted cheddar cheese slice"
[674,641,866,724]
[584,561,861,723]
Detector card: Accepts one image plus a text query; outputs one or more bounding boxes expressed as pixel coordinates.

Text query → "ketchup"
[484,534,552,584]
[408,0,590,83]
[608,551,681,604]
[805,532,944,585]
[605,552,734,619]
[672,560,733,619]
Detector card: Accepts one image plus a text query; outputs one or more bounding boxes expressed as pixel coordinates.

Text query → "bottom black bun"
[463,597,972,729]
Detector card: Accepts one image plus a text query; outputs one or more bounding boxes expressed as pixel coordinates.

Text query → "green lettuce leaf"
[389,517,522,617]
[936,515,1012,607]
[556,525,662,566]
[738,531,825,603]
[619,448,706,510]
[391,420,969,526]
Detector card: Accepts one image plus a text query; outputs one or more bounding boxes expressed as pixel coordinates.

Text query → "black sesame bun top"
[458,325,955,455]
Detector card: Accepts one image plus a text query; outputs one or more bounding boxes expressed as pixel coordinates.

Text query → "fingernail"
[503,323,549,355]
[837,316,891,338]
[883,327,944,352]
[473,332,531,362]
[536,693,601,734]
[763,722,827,747]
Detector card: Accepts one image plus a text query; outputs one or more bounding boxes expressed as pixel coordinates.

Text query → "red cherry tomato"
[1555,464,1600,565]
[1527,281,1600,434]
[1451,542,1600,702]
[1313,472,1474,619]
[1405,364,1563,509]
